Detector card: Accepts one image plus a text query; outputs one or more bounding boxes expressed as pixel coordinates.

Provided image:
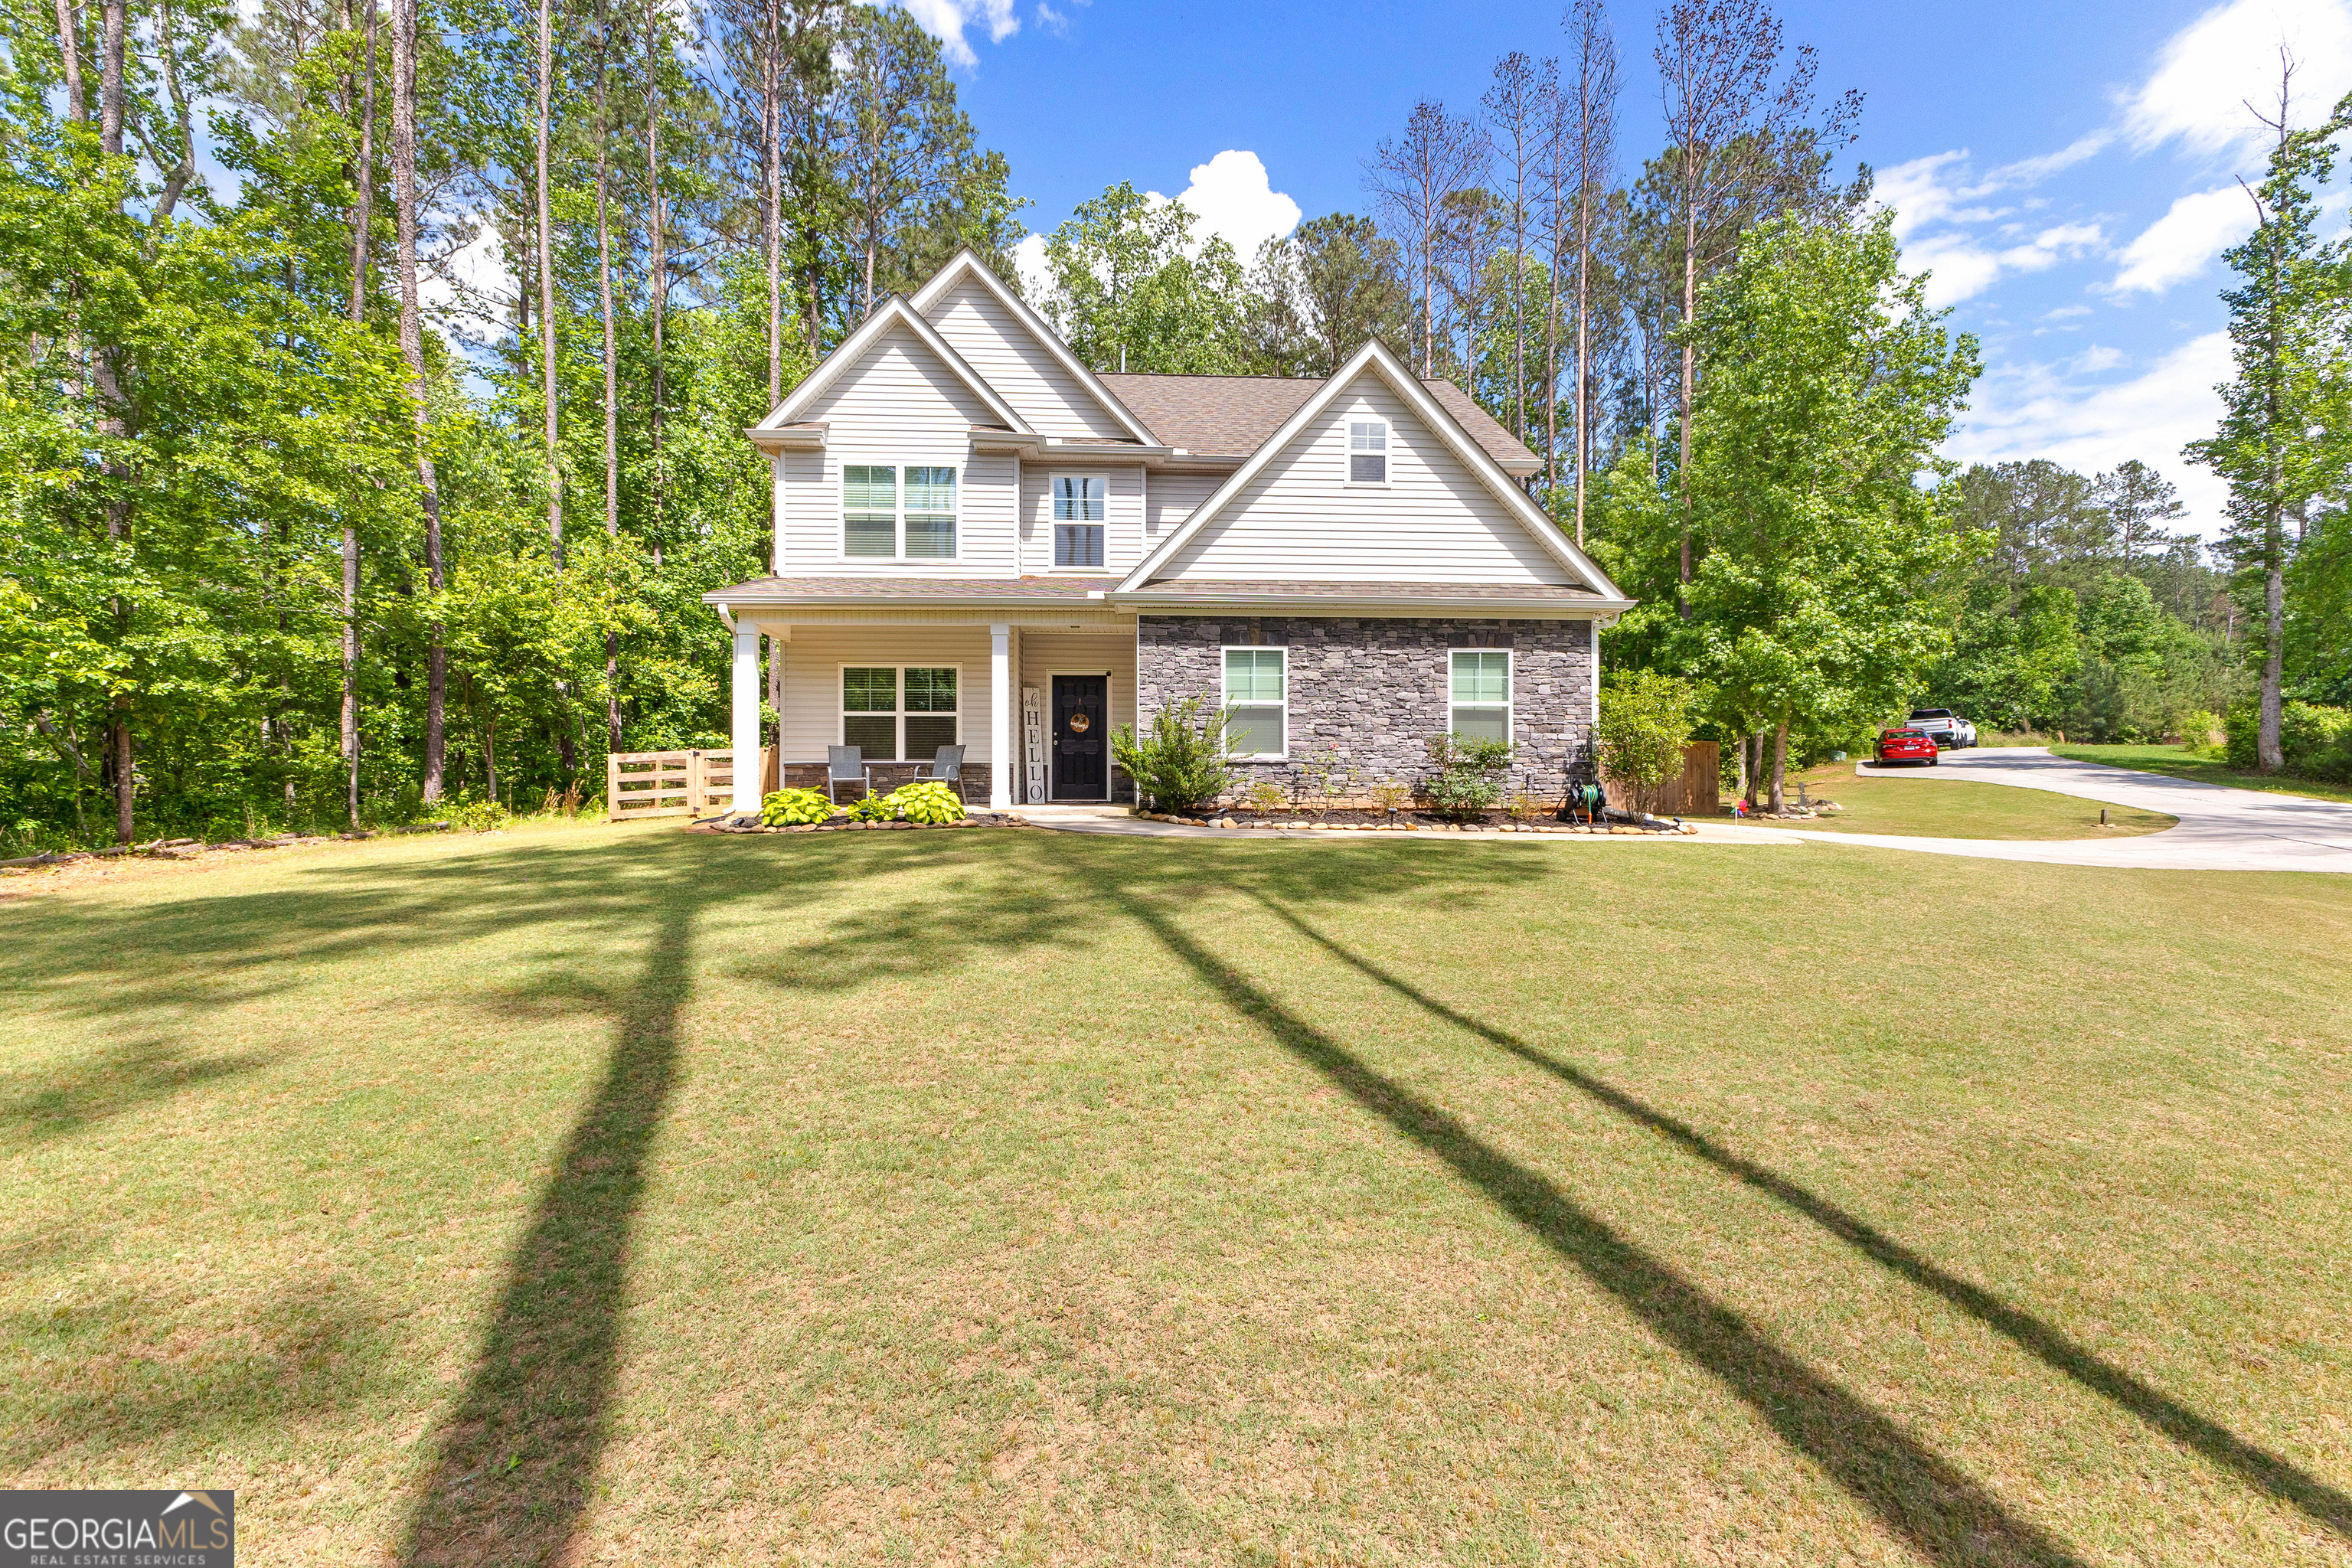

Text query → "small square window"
[1349,420,1387,484]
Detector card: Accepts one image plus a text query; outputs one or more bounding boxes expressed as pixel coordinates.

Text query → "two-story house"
[706,249,1632,815]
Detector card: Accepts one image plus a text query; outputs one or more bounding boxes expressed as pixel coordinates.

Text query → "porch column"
[989,622,1012,809]
[730,619,762,815]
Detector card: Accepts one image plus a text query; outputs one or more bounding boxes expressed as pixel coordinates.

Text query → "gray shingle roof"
[1096,371,1540,470]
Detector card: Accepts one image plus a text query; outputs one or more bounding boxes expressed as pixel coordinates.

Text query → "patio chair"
[825,745,869,805]
[913,743,967,802]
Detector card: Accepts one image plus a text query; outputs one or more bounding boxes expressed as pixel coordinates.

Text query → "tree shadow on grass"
[1253,894,2352,1547]
[1086,879,2089,1565]
[394,895,691,1567]
[0,1040,270,1151]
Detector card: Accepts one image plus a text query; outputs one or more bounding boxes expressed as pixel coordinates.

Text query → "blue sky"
[908,0,2352,535]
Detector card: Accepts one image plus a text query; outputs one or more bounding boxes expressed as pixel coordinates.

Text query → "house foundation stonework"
[1137,616,1596,802]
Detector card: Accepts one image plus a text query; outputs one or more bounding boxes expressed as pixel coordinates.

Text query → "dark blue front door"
[1052,675,1108,800]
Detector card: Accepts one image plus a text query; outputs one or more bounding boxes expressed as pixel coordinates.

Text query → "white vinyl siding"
[920,274,1135,439]
[1145,470,1221,537]
[1449,650,1511,742]
[1223,648,1287,759]
[1155,376,1570,585]
[776,323,1013,576]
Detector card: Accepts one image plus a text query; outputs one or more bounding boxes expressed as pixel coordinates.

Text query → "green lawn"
[1761,763,2177,839]
[2052,743,2352,806]
[3,823,2348,1564]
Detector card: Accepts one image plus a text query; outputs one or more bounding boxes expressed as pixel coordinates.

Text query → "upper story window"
[841,464,958,560]
[1054,475,1106,568]
[1449,650,1511,742]
[1348,420,1388,485]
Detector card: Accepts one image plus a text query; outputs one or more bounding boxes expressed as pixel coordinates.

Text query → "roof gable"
[751,295,1032,439]
[1116,340,1628,598]
[910,251,1158,446]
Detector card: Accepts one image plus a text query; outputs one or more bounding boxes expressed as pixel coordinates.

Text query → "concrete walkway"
[1772,746,2352,874]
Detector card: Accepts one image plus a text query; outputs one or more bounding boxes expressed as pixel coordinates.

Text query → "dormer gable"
[911,250,1158,445]
[1117,340,1628,596]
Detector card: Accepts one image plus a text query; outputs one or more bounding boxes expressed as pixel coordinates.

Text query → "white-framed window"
[841,665,960,761]
[1449,649,1511,742]
[841,464,958,560]
[1348,419,1388,485]
[1053,474,1106,567]
[1223,647,1287,759]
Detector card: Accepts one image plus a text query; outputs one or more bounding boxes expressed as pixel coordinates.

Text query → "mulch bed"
[694,813,1033,835]
[1138,809,1694,835]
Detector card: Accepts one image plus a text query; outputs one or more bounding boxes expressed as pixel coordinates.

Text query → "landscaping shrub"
[886,781,965,823]
[1110,696,1235,815]
[1422,735,1512,820]
[1597,669,1697,813]
[838,782,966,824]
[761,788,836,826]
[448,799,511,833]
[2174,709,2223,754]
[2223,700,2352,779]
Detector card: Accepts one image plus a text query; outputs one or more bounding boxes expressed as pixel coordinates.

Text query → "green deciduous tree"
[1040,181,1251,375]
[1668,210,1980,810]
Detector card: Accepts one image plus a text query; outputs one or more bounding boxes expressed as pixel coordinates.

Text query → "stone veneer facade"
[1135,614,1597,804]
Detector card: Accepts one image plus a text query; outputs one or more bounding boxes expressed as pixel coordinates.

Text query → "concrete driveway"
[1779,746,2352,873]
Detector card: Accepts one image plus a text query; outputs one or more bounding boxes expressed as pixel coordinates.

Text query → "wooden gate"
[606,747,774,822]
[1605,741,1721,817]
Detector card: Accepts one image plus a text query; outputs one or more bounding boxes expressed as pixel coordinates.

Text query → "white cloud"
[1950,331,2235,531]
[1906,221,2106,307]
[1149,150,1302,263]
[2106,185,2260,295]
[896,0,1018,68]
[1012,231,1051,299]
[2122,0,2352,158]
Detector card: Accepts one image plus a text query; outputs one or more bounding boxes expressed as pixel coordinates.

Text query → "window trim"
[837,662,963,763]
[1449,648,1512,743]
[1221,645,1289,761]
[838,462,960,562]
[1344,417,1390,488]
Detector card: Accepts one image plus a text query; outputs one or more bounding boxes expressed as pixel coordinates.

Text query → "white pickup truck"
[1906,708,1978,748]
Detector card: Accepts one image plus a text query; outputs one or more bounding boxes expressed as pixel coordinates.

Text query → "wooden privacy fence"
[607,747,776,822]
[1605,741,1721,817]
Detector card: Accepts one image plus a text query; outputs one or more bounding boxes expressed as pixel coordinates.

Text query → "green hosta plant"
[887,782,966,824]
[761,788,837,826]
[844,790,900,822]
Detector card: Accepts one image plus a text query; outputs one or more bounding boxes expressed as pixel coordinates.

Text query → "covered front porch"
[709,580,1138,815]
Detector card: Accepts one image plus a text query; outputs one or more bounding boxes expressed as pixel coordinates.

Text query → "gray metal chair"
[825,745,869,804]
[913,743,966,802]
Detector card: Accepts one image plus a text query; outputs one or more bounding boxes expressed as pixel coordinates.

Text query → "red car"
[1877,727,1939,766]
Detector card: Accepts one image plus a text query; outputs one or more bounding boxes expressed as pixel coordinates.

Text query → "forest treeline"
[2,0,2341,847]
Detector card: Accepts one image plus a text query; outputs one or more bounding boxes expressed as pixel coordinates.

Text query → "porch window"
[1054,475,1106,567]
[841,463,959,560]
[841,665,959,762]
[1223,647,1286,759]
[1348,420,1388,485]
[1449,650,1511,742]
